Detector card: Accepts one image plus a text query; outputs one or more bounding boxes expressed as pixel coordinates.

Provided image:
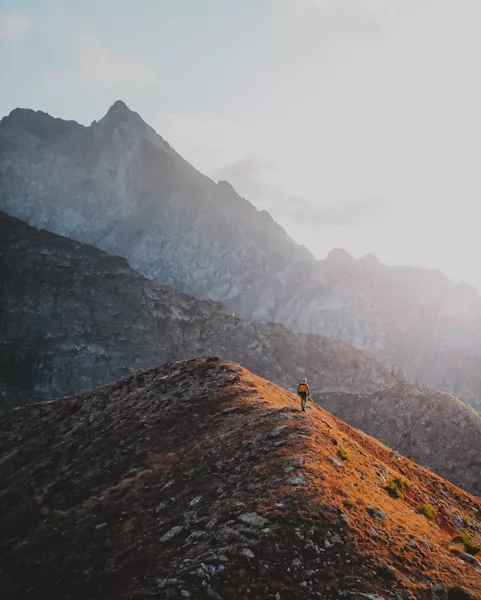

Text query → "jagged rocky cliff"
[1,359,480,599]
[2,211,481,498]
[1,102,480,409]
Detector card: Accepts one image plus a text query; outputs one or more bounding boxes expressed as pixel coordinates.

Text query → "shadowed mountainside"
[1,102,481,409]
[0,210,401,408]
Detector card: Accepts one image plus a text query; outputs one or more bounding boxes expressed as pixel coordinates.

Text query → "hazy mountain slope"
[1,103,481,409]
[0,211,399,409]
[318,382,481,497]
[240,250,481,412]
[1,211,481,497]
[1,358,480,600]
[0,101,312,301]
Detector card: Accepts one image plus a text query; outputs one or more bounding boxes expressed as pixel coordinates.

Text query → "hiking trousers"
[300,393,307,411]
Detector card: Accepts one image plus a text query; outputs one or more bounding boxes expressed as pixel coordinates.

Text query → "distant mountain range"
[1,101,480,411]
[2,211,481,497]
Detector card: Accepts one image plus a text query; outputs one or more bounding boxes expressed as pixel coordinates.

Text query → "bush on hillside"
[418,503,436,519]
[452,532,481,556]
[385,476,410,499]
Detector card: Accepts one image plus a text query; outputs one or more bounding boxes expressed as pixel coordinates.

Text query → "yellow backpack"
[298,382,308,393]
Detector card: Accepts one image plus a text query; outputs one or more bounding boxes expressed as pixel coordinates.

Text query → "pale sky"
[1,0,481,288]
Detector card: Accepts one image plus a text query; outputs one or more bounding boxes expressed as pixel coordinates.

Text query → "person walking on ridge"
[298,377,309,412]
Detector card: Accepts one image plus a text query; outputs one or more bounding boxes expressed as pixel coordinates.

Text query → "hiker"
[297,377,309,412]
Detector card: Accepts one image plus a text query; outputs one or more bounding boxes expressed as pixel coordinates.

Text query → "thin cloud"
[0,12,31,42]
[216,156,389,228]
[214,156,281,203]
[44,29,160,90]
[276,196,391,227]
[159,114,250,173]
[276,0,412,34]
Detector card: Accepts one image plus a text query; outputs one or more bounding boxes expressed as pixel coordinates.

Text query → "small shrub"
[448,544,462,555]
[338,445,349,462]
[343,499,356,509]
[385,476,410,499]
[452,532,481,556]
[418,503,436,519]
[462,515,471,528]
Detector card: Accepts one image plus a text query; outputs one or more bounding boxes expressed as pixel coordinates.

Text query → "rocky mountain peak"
[96,100,145,134]
[326,248,356,263]
[1,107,81,139]
[359,253,380,267]
[102,99,138,122]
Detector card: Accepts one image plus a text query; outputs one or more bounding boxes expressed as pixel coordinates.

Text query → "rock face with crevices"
[1,359,480,599]
[0,210,401,409]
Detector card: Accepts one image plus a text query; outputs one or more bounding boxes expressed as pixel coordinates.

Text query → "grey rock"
[327,456,344,468]
[348,594,386,600]
[453,513,464,530]
[241,548,255,558]
[429,584,448,600]
[206,517,218,530]
[184,530,210,544]
[366,507,387,520]
[459,552,481,566]
[237,512,269,528]
[160,526,183,543]
[283,458,304,472]
[269,426,287,438]
[286,476,306,486]
[157,578,178,588]
[201,564,218,576]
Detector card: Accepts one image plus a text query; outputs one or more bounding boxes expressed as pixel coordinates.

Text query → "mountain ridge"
[1,358,480,599]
